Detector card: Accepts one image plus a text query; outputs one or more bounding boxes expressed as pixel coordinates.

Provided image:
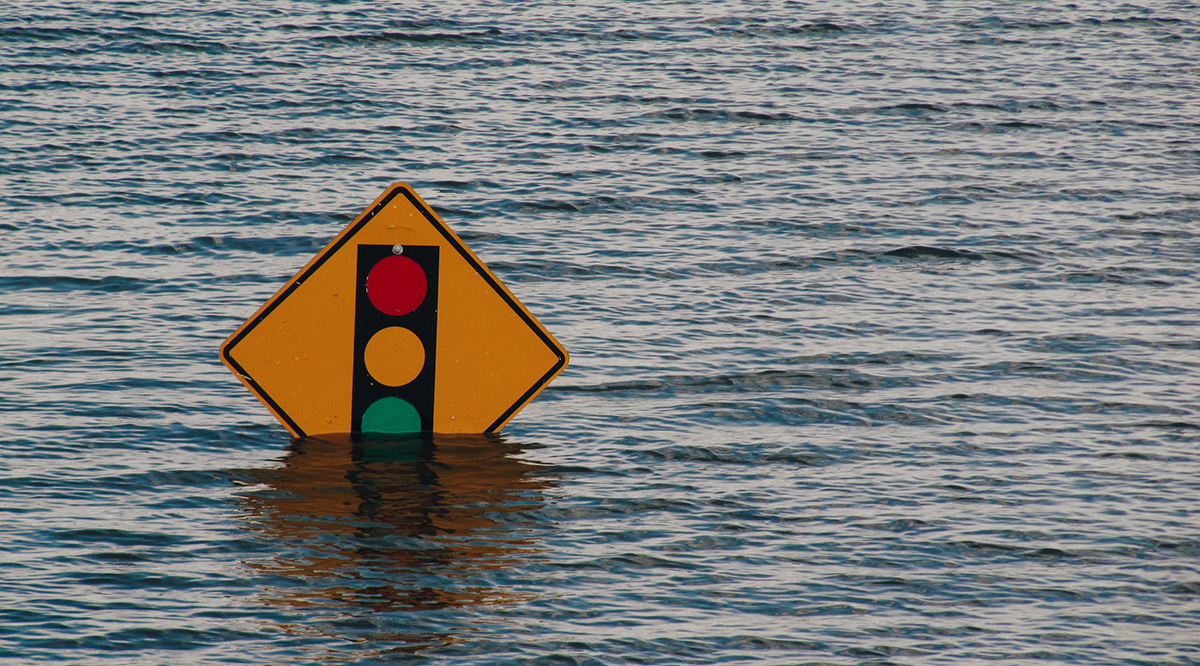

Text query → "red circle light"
[366,255,427,316]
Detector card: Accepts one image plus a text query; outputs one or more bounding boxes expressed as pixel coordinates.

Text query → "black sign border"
[220,184,568,437]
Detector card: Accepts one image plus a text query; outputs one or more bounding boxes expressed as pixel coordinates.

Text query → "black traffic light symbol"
[351,244,439,435]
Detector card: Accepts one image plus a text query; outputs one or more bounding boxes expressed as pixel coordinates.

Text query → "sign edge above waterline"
[218,182,569,437]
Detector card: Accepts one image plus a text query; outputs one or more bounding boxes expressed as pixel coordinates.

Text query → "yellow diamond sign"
[219,183,568,437]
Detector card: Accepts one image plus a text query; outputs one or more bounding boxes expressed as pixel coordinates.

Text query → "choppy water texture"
[3,1,1200,663]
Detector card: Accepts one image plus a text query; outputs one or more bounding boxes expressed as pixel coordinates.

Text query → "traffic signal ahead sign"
[220,183,569,437]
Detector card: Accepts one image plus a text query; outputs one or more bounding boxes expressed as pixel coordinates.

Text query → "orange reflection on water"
[238,433,554,618]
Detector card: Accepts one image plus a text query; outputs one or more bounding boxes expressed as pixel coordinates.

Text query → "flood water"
[2,1,1199,663]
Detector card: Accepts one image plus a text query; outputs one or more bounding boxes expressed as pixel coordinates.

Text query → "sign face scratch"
[219,183,568,438]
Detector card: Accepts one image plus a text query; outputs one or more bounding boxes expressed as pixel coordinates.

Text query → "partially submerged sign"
[220,183,568,437]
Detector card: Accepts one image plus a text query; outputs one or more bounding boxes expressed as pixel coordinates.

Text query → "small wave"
[960,18,1075,31]
[858,518,934,532]
[1021,547,1079,559]
[130,41,231,55]
[1039,270,1174,286]
[0,274,160,293]
[50,528,191,547]
[949,120,1051,133]
[1164,581,1200,595]
[636,445,832,466]
[877,102,950,115]
[786,21,851,35]
[312,29,502,46]
[0,25,99,41]
[640,107,802,123]
[883,245,984,260]
[37,233,327,259]
[554,364,929,397]
[1087,16,1186,26]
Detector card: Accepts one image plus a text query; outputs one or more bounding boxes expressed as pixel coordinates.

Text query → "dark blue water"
[3,1,1199,663]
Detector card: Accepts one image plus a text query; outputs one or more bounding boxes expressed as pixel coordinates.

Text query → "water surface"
[2,1,1199,663]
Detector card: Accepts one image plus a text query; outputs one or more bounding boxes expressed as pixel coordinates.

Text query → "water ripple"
[2,0,1199,664]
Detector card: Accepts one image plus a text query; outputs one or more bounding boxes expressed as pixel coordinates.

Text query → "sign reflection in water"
[236,433,555,645]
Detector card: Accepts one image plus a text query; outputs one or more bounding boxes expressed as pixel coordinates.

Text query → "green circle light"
[360,397,422,435]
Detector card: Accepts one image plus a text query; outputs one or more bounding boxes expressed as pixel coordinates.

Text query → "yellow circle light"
[364,326,425,387]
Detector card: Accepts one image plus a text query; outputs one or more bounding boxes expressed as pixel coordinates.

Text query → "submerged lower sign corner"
[219,183,568,437]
